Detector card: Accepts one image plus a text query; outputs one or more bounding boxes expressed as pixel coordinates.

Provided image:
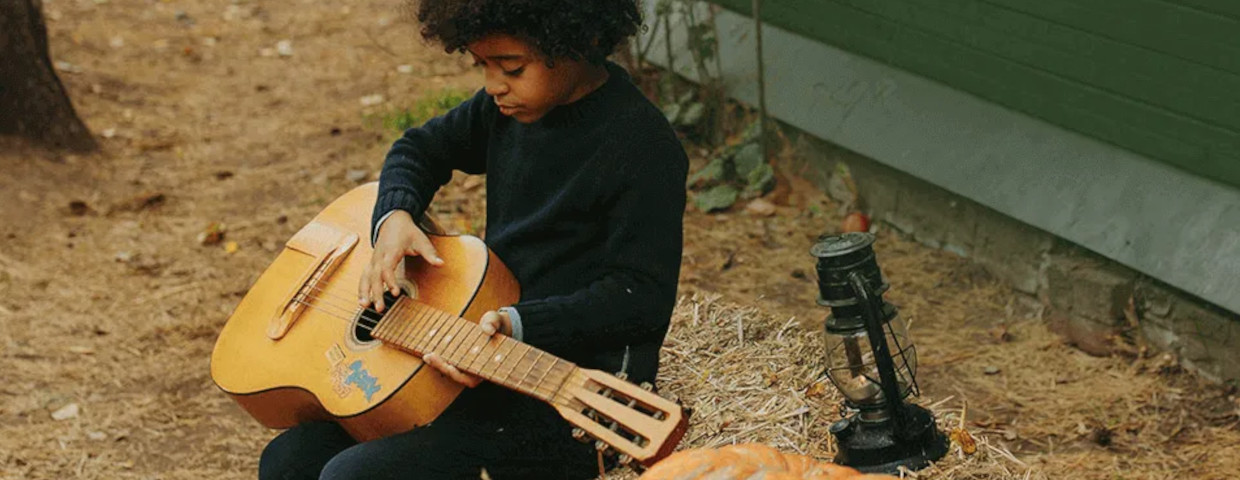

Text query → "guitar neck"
[370,299,576,403]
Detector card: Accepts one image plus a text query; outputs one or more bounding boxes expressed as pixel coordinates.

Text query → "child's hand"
[358,210,444,313]
[423,310,513,387]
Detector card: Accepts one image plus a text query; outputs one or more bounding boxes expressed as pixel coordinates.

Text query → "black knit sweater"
[372,62,687,383]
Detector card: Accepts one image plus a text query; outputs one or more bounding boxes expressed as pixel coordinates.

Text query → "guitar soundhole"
[354,291,403,343]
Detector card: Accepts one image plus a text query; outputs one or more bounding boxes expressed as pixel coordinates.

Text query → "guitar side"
[209,183,520,441]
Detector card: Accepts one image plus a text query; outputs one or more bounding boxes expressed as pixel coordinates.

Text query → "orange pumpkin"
[637,443,897,480]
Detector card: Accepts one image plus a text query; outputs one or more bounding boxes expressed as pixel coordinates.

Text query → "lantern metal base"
[828,404,949,474]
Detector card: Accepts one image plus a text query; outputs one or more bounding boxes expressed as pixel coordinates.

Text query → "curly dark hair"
[411,0,643,64]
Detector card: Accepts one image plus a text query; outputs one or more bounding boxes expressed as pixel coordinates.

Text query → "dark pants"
[258,384,603,480]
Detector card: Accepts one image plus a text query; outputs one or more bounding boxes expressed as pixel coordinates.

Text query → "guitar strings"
[284,286,572,399]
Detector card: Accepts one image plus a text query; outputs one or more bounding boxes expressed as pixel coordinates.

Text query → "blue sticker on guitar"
[345,360,381,402]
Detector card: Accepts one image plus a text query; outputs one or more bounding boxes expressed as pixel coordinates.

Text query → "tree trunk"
[0,0,97,151]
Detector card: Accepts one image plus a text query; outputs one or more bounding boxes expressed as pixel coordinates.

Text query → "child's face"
[467,34,604,124]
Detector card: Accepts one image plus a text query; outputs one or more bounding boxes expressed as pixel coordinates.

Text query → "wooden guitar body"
[210,182,519,441]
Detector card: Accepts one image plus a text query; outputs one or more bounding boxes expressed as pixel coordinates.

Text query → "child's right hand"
[358,210,444,312]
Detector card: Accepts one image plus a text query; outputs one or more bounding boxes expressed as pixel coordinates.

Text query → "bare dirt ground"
[2,1,1238,479]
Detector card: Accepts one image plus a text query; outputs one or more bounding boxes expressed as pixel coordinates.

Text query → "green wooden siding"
[710,0,1240,189]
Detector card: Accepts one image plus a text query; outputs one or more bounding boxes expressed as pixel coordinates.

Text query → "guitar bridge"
[267,220,359,340]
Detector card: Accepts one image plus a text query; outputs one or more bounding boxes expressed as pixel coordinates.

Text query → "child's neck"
[560,63,610,107]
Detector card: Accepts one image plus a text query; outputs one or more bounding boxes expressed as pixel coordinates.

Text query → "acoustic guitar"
[210,182,688,467]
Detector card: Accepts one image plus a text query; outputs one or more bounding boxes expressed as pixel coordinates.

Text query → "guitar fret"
[417,311,454,353]
[428,319,465,356]
[455,327,491,373]
[519,350,548,400]
[372,300,400,342]
[441,319,476,364]
[500,344,533,394]
[384,301,412,345]
[547,360,573,399]
[404,305,437,350]
[465,331,504,374]
[391,302,421,347]
[479,339,518,381]
[533,356,556,392]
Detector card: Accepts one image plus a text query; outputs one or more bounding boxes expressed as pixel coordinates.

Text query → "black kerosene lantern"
[811,232,948,473]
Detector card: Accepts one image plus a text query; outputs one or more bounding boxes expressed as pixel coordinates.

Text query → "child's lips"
[497,104,520,115]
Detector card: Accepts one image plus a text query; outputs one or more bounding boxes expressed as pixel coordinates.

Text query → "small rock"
[51,403,79,421]
[346,169,369,183]
[396,64,414,74]
[744,198,776,217]
[87,431,107,441]
[68,200,93,216]
[359,94,385,107]
[276,39,293,57]
[114,251,136,263]
[54,61,82,74]
[983,365,1001,375]
[109,35,125,48]
[101,128,117,139]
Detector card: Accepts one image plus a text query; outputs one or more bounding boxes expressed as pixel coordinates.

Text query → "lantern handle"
[847,271,908,433]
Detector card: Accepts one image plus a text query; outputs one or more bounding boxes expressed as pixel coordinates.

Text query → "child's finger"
[407,234,444,267]
[478,311,501,336]
[379,265,400,304]
[425,353,481,387]
[357,266,372,307]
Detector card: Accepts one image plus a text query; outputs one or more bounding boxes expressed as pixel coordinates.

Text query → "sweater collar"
[539,61,629,126]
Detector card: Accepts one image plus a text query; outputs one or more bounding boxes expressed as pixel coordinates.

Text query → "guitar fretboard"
[370,299,576,403]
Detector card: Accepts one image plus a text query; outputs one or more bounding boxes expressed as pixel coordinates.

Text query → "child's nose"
[484,72,510,97]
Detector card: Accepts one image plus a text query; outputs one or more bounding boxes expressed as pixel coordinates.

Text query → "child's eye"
[503,66,525,77]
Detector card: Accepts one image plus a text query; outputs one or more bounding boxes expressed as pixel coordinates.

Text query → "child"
[257,1,688,478]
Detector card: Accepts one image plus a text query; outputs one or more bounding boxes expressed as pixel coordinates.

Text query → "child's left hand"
[422,310,512,387]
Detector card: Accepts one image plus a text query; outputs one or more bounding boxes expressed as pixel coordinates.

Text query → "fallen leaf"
[949,427,977,455]
[224,241,240,254]
[805,381,830,398]
[989,324,1012,343]
[198,222,226,246]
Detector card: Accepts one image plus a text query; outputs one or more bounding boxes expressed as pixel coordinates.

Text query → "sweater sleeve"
[371,89,494,240]
[514,135,689,352]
